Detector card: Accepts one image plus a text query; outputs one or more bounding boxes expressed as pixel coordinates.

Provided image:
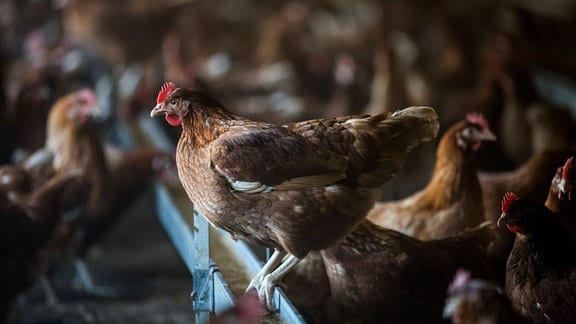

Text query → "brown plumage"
[498,194,576,323]
[46,88,112,216]
[367,114,496,240]
[41,89,111,278]
[150,83,439,308]
[0,171,86,321]
[320,220,496,323]
[443,270,528,324]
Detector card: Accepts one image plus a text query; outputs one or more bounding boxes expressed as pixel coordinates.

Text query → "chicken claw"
[246,250,285,294]
[257,255,301,310]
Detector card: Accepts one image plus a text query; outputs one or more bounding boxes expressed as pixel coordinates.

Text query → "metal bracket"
[191,266,216,311]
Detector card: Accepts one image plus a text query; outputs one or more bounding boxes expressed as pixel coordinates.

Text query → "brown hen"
[367,113,496,240]
[150,82,439,308]
[320,220,496,323]
[498,193,576,323]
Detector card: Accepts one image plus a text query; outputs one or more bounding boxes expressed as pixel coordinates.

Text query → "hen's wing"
[210,124,348,192]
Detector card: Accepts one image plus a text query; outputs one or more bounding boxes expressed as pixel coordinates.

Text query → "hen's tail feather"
[349,106,439,187]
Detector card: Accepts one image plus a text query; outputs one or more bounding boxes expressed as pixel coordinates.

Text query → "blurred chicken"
[545,157,576,229]
[46,88,111,215]
[0,171,86,319]
[150,83,439,308]
[443,270,528,324]
[367,113,496,240]
[320,220,496,322]
[43,88,113,295]
[498,192,576,323]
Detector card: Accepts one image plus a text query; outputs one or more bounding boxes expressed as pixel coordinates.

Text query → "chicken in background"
[498,192,576,323]
[367,113,496,240]
[0,171,86,318]
[320,220,496,322]
[545,157,576,230]
[150,82,439,309]
[443,270,528,324]
[42,88,115,296]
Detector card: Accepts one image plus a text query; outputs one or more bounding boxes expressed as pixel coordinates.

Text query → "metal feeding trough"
[137,117,306,323]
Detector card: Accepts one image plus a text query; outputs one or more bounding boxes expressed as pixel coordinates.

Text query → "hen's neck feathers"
[180,102,245,149]
[419,124,479,209]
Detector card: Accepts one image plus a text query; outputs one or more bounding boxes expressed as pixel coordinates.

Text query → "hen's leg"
[246,250,286,294]
[73,259,116,297]
[259,254,301,310]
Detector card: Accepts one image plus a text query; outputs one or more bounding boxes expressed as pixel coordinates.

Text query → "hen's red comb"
[156,82,176,104]
[466,112,489,130]
[562,157,573,180]
[501,192,518,214]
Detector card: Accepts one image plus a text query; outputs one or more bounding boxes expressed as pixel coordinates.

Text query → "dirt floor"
[7,189,197,323]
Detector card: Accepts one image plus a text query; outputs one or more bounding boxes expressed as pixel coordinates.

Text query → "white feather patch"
[229,179,272,193]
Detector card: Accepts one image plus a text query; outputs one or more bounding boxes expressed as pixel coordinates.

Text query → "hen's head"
[454,113,496,151]
[444,270,510,324]
[49,88,99,126]
[497,192,553,235]
[151,152,177,182]
[551,157,574,201]
[150,82,230,128]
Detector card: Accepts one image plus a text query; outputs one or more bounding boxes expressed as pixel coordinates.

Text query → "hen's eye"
[170,99,177,105]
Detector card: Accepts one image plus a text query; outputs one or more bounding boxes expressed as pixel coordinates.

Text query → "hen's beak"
[150,104,167,117]
[476,129,497,141]
[496,213,507,227]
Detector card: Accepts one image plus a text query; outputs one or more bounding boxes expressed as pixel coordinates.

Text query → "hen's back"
[284,106,439,188]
